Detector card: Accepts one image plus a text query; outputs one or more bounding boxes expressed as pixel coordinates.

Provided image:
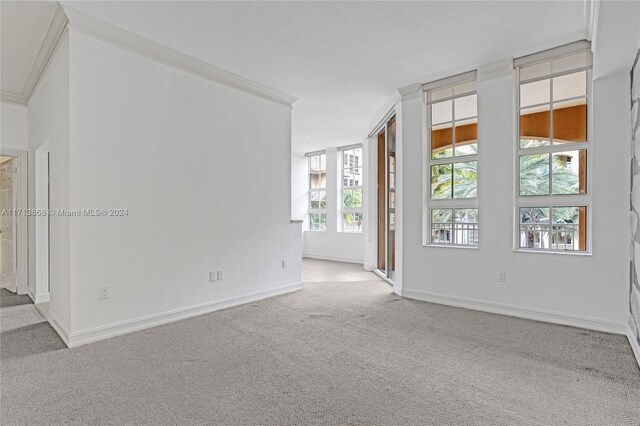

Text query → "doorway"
[1,156,17,293]
[376,116,396,282]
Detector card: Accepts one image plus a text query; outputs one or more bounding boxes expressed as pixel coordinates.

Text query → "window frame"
[514,43,593,254]
[339,144,364,233]
[307,151,327,232]
[423,70,479,248]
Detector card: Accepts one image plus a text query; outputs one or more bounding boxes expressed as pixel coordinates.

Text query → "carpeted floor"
[1,259,639,425]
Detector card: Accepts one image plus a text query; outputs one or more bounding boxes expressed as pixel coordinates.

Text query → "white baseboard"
[402,288,628,335]
[58,283,302,348]
[27,291,50,304]
[628,325,640,370]
[47,310,71,347]
[303,254,364,264]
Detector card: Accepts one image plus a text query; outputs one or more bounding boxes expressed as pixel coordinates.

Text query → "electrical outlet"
[98,286,110,300]
[217,270,224,280]
[209,272,217,282]
[282,260,286,269]
[497,272,506,283]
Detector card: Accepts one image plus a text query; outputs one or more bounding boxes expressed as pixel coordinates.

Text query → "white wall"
[27,32,71,329]
[301,147,365,264]
[62,30,301,340]
[1,102,28,151]
[398,65,631,333]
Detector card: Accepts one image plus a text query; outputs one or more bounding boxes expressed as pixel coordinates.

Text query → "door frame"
[364,95,403,294]
[366,112,397,284]
[0,148,28,295]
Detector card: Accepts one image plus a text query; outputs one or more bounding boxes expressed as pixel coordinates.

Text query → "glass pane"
[552,150,586,194]
[319,155,326,171]
[431,86,454,103]
[551,206,586,251]
[353,167,363,186]
[389,191,395,209]
[343,189,353,208]
[520,79,550,107]
[343,212,363,233]
[520,104,550,148]
[519,207,550,249]
[343,168,353,186]
[432,209,452,223]
[454,94,477,120]
[454,208,478,246]
[455,208,478,223]
[319,191,326,208]
[354,148,362,167]
[519,207,550,223]
[352,188,363,208]
[454,118,477,156]
[389,212,395,231]
[453,161,477,199]
[431,164,452,199]
[310,192,319,209]
[552,206,581,223]
[353,212,362,232]
[520,61,551,82]
[553,71,586,101]
[431,123,453,159]
[342,213,353,232]
[552,51,589,75]
[553,99,587,144]
[342,150,352,168]
[431,209,452,244]
[389,172,395,190]
[519,154,549,196]
[431,100,452,124]
[454,80,476,97]
[310,172,326,189]
[310,213,327,231]
[310,155,321,172]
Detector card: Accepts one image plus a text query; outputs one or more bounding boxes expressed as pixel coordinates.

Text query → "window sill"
[513,248,592,256]
[305,230,326,233]
[423,244,478,250]
[338,231,363,234]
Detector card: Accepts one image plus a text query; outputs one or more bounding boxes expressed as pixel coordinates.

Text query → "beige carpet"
[1,259,639,425]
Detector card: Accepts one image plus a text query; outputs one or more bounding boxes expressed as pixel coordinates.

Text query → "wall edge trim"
[61,5,297,107]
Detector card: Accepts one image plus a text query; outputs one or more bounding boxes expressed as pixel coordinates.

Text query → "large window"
[340,145,363,232]
[424,72,478,246]
[308,152,327,231]
[515,43,591,252]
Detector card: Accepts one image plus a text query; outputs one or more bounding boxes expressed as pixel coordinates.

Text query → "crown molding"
[398,84,423,102]
[477,58,513,82]
[61,5,297,108]
[364,90,400,138]
[0,90,27,106]
[22,4,69,102]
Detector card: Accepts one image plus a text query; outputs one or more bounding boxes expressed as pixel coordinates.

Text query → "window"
[424,72,478,246]
[516,43,591,252]
[340,145,363,232]
[308,152,327,231]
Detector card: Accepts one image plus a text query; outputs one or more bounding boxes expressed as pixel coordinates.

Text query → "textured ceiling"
[2,1,590,153]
